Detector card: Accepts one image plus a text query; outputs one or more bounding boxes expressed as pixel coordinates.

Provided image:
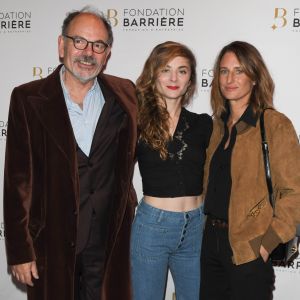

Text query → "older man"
[4,6,137,300]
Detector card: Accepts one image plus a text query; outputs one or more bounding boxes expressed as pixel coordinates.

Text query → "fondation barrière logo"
[271,7,300,32]
[0,11,31,33]
[106,7,185,32]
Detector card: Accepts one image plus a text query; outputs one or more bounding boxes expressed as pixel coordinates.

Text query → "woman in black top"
[201,41,300,299]
[130,41,212,300]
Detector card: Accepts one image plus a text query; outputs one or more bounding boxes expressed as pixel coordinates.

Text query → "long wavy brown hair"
[211,41,274,118]
[136,41,197,159]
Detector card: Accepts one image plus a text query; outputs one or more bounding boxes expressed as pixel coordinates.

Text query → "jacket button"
[73,209,78,216]
[70,242,76,248]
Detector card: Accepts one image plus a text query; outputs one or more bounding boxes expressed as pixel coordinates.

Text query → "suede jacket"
[203,108,300,265]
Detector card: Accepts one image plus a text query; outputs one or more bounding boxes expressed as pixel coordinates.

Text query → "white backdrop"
[1,0,300,299]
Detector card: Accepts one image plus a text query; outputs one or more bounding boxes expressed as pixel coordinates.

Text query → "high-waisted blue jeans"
[130,199,204,300]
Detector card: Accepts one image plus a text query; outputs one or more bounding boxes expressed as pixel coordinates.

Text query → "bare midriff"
[143,195,203,212]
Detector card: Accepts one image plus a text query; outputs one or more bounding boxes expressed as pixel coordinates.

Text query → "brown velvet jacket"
[203,109,300,265]
[4,65,137,300]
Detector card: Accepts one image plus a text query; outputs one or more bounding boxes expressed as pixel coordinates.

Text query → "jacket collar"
[221,103,258,134]
[27,65,76,165]
[27,64,136,163]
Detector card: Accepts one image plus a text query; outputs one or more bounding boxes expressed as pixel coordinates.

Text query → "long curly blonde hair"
[136,41,197,159]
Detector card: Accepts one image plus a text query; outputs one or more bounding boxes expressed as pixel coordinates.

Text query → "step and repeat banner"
[1,0,300,299]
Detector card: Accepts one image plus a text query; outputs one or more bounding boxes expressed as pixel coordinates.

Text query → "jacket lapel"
[27,68,136,166]
[27,65,76,165]
[99,74,137,152]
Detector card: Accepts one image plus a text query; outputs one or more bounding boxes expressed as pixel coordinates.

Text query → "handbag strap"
[260,109,275,215]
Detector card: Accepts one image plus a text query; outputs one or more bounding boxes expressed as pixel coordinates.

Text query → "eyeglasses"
[63,35,109,54]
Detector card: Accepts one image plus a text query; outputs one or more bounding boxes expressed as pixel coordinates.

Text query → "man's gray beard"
[65,54,103,84]
[64,64,103,84]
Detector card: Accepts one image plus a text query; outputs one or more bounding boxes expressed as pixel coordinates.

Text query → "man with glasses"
[4,6,137,300]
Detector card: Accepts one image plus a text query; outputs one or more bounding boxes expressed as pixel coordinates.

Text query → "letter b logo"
[107,9,118,27]
[272,8,287,30]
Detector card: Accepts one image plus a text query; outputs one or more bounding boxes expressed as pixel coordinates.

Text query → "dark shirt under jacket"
[76,81,126,254]
[204,104,257,221]
[137,108,212,198]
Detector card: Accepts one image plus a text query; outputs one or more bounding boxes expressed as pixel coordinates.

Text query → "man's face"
[58,13,111,84]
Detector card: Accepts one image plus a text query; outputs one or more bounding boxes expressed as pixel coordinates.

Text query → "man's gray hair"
[61,5,113,46]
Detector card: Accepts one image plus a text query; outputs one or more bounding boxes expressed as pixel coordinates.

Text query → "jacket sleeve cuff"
[5,235,36,266]
[261,226,282,254]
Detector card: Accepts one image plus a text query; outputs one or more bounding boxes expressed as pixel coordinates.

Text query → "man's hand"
[11,261,39,286]
[259,245,269,262]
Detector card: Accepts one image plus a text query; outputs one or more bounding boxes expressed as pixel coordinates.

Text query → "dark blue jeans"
[130,200,205,300]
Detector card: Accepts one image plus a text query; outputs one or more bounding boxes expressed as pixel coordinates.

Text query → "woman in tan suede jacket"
[200,41,300,300]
